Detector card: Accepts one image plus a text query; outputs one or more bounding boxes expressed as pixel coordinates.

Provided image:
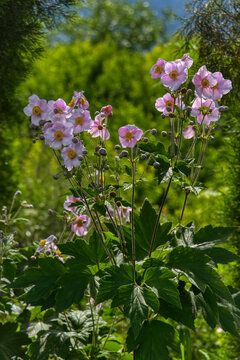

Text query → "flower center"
[54,130,63,140]
[75,116,84,125]
[166,100,174,108]
[67,149,77,159]
[124,131,133,140]
[32,106,41,116]
[68,99,75,107]
[98,124,103,130]
[56,250,61,256]
[76,218,83,227]
[169,70,178,79]
[79,97,86,105]
[39,239,46,246]
[54,107,63,114]
[105,107,111,114]
[201,78,209,88]
[155,65,163,74]
[211,82,218,90]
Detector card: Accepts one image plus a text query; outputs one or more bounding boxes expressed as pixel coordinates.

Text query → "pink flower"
[48,98,69,122]
[118,125,143,148]
[61,141,86,171]
[89,116,110,140]
[155,93,185,114]
[68,109,92,133]
[210,72,232,101]
[70,91,89,109]
[64,195,82,214]
[101,105,113,117]
[161,61,188,91]
[23,94,48,126]
[118,206,131,223]
[192,66,217,99]
[72,215,91,236]
[183,126,195,139]
[191,98,220,125]
[43,121,73,149]
[180,54,193,69]
[150,58,166,79]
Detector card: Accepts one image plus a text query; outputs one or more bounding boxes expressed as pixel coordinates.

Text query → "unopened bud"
[115,144,121,150]
[63,171,68,176]
[104,164,110,170]
[186,106,192,113]
[32,139,36,144]
[99,148,107,156]
[53,174,59,180]
[166,106,172,113]
[78,155,84,161]
[31,255,37,261]
[169,112,175,118]
[33,131,38,137]
[72,137,78,143]
[29,123,36,129]
[13,231,17,236]
[181,87,187,94]
[1,214,6,219]
[219,106,228,112]
[2,237,7,243]
[116,201,121,207]
[40,135,45,140]
[189,226,194,232]
[95,111,100,116]
[16,190,22,196]
[121,150,129,158]
[187,89,192,96]
[46,250,51,255]
[110,191,116,198]
[161,114,166,119]
[188,120,194,125]
[95,146,100,152]
[83,149,88,155]
[153,162,160,169]
[0,230,3,237]
[140,154,147,160]
[151,129,157,135]
[161,131,167,137]
[209,135,214,141]
[143,137,148,143]
[48,209,53,215]
[39,120,46,126]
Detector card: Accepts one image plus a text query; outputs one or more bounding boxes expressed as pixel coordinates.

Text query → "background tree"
[181,0,240,357]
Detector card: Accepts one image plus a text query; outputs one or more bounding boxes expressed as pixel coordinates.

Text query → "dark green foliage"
[0,322,30,359]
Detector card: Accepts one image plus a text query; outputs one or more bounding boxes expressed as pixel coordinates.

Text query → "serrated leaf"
[95,264,133,304]
[12,258,65,305]
[195,287,219,329]
[144,267,181,309]
[2,258,17,282]
[167,246,233,303]
[126,320,175,359]
[139,142,167,156]
[218,304,239,337]
[193,226,235,246]
[203,247,239,264]
[0,322,30,359]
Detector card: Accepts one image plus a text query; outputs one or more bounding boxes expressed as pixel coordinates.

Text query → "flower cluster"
[151,54,232,138]
[35,235,64,262]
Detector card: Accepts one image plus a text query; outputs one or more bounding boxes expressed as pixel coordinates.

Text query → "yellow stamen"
[75,116,84,125]
[39,239,46,246]
[67,149,76,159]
[98,124,103,130]
[201,78,209,88]
[68,99,75,107]
[217,99,221,102]
[54,130,63,140]
[169,70,178,79]
[124,131,133,140]
[56,250,61,256]
[79,97,86,105]
[76,219,83,227]
[155,65,163,74]
[55,107,63,114]
[32,106,41,116]
[166,100,174,108]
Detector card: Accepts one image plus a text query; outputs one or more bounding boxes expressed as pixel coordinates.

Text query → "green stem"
[131,149,136,279]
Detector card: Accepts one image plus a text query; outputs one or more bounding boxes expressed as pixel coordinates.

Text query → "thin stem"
[149,176,172,257]
[131,149,136,279]
[180,192,189,223]
[193,139,209,184]
[170,118,175,161]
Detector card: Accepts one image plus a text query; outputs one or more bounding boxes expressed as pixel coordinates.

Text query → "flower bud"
[219,106,228,112]
[188,120,194,125]
[16,190,22,196]
[166,106,172,113]
[115,144,121,150]
[39,135,45,140]
[116,201,121,207]
[181,87,187,94]
[32,139,36,144]
[95,146,100,152]
[46,250,51,255]
[33,131,38,137]
[151,129,157,135]
[161,131,167,137]
[143,137,148,143]
[83,149,88,155]
[48,209,53,215]
[31,255,37,261]
[63,171,68,176]
[13,231,17,236]
[1,214,6,219]
[72,137,78,144]
[110,191,116,198]
[95,111,100,116]
[209,135,214,141]
[53,174,59,180]
[99,148,107,156]
[104,164,110,170]
[29,123,36,129]
[121,150,129,157]
[186,106,192,113]
[0,230,3,237]
[187,89,192,96]
[153,162,160,168]
[39,120,46,126]
[169,112,175,118]
[2,237,7,243]
[161,114,166,119]
[140,154,147,160]
[78,155,84,161]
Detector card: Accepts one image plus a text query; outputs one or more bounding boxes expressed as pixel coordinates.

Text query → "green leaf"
[218,304,239,337]
[95,264,133,304]
[167,246,233,303]
[56,266,92,313]
[203,247,239,264]
[12,257,65,305]
[193,226,235,247]
[2,258,17,282]
[195,286,219,329]
[126,320,175,359]
[160,287,196,330]
[144,267,181,309]
[139,142,167,156]
[124,165,132,176]
[0,322,30,359]
[59,231,109,266]
[175,160,191,176]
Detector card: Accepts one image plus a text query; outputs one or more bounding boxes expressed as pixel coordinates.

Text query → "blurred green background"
[0,0,239,358]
